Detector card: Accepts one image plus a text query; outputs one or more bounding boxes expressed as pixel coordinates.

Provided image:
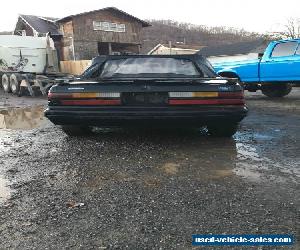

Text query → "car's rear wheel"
[61,125,93,136]
[207,123,239,137]
[261,84,292,98]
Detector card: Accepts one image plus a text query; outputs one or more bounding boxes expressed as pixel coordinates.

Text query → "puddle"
[233,165,262,182]
[234,140,298,183]
[0,175,11,204]
[0,106,45,130]
[253,133,274,140]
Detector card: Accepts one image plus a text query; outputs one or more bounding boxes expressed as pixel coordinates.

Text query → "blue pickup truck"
[213,39,300,97]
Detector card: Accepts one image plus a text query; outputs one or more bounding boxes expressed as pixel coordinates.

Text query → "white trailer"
[0,35,72,96]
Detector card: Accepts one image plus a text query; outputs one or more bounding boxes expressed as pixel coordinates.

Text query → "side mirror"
[258,53,264,59]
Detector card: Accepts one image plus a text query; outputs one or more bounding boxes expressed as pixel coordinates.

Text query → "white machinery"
[0,35,72,96]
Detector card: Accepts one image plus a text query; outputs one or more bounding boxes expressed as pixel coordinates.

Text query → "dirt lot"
[0,88,299,249]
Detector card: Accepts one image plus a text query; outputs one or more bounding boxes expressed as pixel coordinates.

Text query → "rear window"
[100,58,201,78]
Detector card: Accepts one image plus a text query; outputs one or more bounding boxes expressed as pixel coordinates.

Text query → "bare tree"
[283,18,300,39]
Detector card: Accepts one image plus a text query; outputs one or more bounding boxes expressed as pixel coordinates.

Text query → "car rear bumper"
[44,105,248,127]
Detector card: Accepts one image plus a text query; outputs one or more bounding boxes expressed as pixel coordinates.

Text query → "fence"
[60,60,91,75]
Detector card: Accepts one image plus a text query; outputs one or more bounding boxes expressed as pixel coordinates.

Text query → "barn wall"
[60,60,91,75]
[72,9,143,44]
[59,21,74,60]
[58,10,143,60]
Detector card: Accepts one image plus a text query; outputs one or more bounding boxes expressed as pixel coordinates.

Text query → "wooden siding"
[58,9,146,60]
[72,9,143,44]
[61,21,74,36]
[60,60,91,75]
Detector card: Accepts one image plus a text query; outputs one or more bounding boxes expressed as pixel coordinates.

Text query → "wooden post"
[108,42,112,55]
[71,37,75,61]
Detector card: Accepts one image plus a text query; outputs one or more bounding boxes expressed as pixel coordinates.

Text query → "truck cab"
[214,39,300,97]
[260,39,300,82]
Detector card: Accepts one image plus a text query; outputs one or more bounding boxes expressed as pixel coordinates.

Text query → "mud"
[0,89,299,249]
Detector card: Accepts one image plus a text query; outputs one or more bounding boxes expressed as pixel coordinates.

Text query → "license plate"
[122,92,168,105]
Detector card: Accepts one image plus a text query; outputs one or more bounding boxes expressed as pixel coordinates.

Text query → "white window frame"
[93,21,126,33]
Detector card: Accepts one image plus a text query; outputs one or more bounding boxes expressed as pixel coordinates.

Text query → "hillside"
[141,20,263,53]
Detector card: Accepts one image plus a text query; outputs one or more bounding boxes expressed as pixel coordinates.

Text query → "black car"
[45,54,248,136]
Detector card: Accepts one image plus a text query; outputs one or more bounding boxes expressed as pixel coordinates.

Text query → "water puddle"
[236,142,262,162]
[233,165,262,182]
[0,106,45,130]
[0,175,11,204]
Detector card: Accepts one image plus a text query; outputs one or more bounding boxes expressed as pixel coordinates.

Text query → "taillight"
[48,92,121,106]
[168,91,244,105]
[48,92,120,99]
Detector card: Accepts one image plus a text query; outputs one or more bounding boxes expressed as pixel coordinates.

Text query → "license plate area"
[122,92,168,106]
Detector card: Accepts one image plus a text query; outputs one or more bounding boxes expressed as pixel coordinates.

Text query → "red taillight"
[48,92,121,106]
[169,99,245,105]
[169,91,244,105]
[48,92,73,99]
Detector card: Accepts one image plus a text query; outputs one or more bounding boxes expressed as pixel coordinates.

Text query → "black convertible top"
[91,54,209,64]
[81,54,217,79]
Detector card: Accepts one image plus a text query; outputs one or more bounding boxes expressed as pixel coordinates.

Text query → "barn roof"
[56,7,151,27]
[18,14,61,36]
[199,39,269,57]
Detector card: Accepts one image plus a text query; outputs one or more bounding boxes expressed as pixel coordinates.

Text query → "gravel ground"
[0,88,299,249]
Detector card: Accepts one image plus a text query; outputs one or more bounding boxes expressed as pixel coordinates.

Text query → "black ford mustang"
[45,54,248,136]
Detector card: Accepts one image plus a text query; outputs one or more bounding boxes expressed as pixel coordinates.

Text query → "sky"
[1,0,299,34]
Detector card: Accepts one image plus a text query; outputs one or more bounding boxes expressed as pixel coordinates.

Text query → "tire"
[261,84,292,98]
[61,125,93,136]
[207,123,239,137]
[10,73,21,95]
[2,74,11,93]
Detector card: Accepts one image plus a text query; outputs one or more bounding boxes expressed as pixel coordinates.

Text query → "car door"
[260,41,299,82]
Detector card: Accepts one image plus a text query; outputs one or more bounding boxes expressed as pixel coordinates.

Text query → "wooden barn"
[13,7,150,62]
[56,7,150,60]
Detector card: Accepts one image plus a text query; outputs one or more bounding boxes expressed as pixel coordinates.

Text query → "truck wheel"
[261,84,292,98]
[2,74,11,93]
[10,74,21,95]
[207,123,239,137]
[61,125,93,136]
